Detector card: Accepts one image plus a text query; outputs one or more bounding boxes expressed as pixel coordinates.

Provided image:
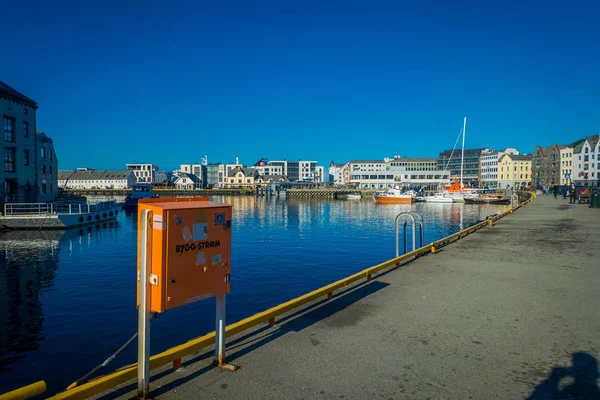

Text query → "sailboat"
[443,117,479,203]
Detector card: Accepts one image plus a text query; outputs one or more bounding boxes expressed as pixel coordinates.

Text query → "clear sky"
[2,0,599,170]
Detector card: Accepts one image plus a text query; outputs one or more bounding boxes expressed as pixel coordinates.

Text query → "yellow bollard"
[431,244,436,254]
[487,217,493,227]
[0,381,46,400]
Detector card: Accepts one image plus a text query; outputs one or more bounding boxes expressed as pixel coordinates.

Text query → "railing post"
[79,204,82,213]
[69,204,72,214]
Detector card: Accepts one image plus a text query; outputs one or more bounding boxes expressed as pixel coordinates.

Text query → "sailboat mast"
[460,117,466,190]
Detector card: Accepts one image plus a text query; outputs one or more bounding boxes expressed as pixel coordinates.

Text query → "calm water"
[0,196,508,394]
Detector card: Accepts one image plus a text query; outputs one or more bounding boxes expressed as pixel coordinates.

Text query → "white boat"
[424,192,454,203]
[347,194,362,200]
[373,186,413,204]
[0,199,121,230]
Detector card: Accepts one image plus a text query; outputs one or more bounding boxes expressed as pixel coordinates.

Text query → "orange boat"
[373,187,414,204]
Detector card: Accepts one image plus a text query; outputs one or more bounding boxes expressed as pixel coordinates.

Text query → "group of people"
[536,184,579,203]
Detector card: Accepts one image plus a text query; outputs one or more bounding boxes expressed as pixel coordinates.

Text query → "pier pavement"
[99,194,600,399]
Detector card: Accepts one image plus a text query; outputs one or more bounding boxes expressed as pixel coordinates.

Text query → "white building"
[479,148,519,189]
[560,147,574,185]
[329,162,348,185]
[254,164,283,176]
[572,135,600,187]
[126,163,157,183]
[267,160,325,183]
[349,157,448,190]
[173,173,202,190]
[58,168,136,189]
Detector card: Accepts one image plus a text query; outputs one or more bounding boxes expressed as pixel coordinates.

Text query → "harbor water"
[0,196,509,394]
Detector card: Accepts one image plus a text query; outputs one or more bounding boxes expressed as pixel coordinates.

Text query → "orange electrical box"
[137,198,232,313]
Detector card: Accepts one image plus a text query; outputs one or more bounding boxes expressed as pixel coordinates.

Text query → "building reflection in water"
[0,222,120,372]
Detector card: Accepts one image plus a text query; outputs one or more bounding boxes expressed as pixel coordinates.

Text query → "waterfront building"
[560,146,576,186]
[126,163,157,183]
[58,168,135,189]
[349,157,448,190]
[479,148,519,189]
[329,161,348,185]
[437,148,491,187]
[572,135,600,187]
[1,82,40,204]
[177,164,207,188]
[268,160,324,183]
[497,154,532,189]
[226,167,258,188]
[154,170,172,184]
[206,163,222,188]
[173,172,202,190]
[36,130,58,202]
[531,144,565,185]
[253,158,283,177]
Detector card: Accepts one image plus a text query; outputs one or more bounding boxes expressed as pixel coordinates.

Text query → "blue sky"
[2,0,599,170]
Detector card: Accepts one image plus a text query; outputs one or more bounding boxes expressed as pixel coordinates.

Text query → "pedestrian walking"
[569,185,577,204]
[553,185,559,199]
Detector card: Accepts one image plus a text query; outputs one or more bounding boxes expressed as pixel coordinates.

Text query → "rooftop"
[0,81,38,108]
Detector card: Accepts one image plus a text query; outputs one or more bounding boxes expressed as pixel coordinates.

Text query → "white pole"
[460,117,466,190]
[137,210,153,399]
[215,295,226,366]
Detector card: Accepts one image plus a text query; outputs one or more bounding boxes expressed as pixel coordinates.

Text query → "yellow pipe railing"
[0,381,46,400]
[15,192,536,400]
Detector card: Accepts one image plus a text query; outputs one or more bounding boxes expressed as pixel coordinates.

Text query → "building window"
[24,149,30,166]
[41,165,46,174]
[4,117,15,142]
[49,149,52,160]
[23,108,28,115]
[4,148,16,172]
[41,147,45,159]
[24,121,29,137]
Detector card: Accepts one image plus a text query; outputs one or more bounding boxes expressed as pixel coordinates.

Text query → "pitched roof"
[511,155,532,161]
[387,157,437,163]
[349,160,384,164]
[258,174,289,182]
[58,169,132,181]
[175,173,200,183]
[0,81,38,108]
[586,135,599,149]
[227,167,256,177]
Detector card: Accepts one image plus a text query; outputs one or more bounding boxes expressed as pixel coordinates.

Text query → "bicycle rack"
[395,212,424,257]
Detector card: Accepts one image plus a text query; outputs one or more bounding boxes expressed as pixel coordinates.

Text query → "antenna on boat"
[460,117,466,190]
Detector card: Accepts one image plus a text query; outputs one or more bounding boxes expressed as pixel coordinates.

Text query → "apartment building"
[268,160,324,182]
[560,147,575,185]
[328,162,349,185]
[126,163,157,183]
[178,164,207,188]
[572,135,600,187]
[349,157,448,190]
[58,168,136,189]
[497,154,532,189]
[37,131,58,202]
[1,81,59,204]
[225,167,258,188]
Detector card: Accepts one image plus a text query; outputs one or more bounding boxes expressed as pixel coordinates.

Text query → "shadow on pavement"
[98,277,391,399]
[527,352,600,400]
[148,280,389,398]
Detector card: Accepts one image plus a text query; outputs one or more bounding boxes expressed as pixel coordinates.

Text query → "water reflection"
[0,197,510,393]
[0,222,120,373]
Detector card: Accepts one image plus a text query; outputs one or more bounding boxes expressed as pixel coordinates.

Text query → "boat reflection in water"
[0,222,120,373]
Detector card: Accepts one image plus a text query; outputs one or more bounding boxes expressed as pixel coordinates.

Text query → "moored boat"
[346,193,362,200]
[464,195,510,205]
[373,187,413,204]
[0,199,121,230]
[423,192,454,203]
[123,184,157,210]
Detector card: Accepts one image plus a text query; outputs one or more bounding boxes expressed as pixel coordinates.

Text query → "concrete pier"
[98,195,600,399]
